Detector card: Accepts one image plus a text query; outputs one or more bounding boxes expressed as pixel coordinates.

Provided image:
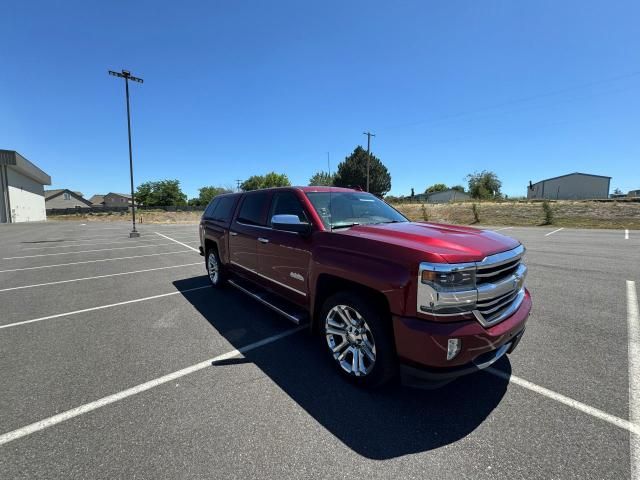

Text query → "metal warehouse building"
[527,172,611,200]
[0,150,52,223]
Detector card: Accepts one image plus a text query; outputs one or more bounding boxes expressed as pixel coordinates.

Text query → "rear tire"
[320,291,397,388]
[206,246,226,288]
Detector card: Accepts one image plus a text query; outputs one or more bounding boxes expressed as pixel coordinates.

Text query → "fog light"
[447,338,461,360]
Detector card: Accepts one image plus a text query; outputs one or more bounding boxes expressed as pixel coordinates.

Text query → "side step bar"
[228,279,309,326]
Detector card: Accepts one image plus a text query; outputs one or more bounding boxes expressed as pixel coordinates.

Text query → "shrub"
[471,203,480,223]
[421,204,429,221]
[542,200,554,225]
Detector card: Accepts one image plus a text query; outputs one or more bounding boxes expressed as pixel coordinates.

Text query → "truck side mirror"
[271,214,311,235]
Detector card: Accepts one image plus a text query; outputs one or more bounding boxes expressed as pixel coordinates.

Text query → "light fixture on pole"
[108,69,143,238]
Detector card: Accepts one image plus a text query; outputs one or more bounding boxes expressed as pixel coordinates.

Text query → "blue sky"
[2,0,638,198]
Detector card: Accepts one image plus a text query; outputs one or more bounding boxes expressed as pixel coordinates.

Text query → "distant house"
[103,192,134,207]
[527,172,611,200]
[1,149,51,223]
[628,189,640,198]
[424,189,471,203]
[89,194,105,206]
[45,189,92,209]
[412,189,470,203]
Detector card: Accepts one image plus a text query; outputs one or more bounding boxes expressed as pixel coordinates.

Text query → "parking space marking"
[626,229,630,240]
[155,232,200,253]
[0,285,211,330]
[3,243,179,260]
[627,280,640,480]
[0,251,194,274]
[545,227,564,237]
[0,327,304,447]
[487,368,640,436]
[0,263,201,293]
[494,227,513,231]
[20,238,180,251]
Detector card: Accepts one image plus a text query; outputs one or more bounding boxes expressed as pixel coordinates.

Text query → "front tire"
[320,291,397,388]
[206,247,226,288]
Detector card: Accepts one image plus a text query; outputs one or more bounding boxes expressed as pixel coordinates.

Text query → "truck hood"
[334,222,520,263]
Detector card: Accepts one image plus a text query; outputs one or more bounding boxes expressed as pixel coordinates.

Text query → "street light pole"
[363,131,376,192]
[109,69,143,238]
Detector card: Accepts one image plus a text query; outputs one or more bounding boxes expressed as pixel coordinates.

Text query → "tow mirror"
[271,214,311,235]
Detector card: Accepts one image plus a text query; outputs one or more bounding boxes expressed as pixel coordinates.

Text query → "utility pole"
[108,69,143,238]
[235,179,242,192]
[363,131,376,192]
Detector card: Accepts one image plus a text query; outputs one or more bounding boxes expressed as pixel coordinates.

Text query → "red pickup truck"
[199,186,531,388]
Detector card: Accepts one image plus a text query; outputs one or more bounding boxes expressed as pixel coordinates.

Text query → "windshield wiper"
[331,223,360,230]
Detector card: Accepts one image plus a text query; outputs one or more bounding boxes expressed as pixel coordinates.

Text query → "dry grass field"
[48,200,640,229]
[48,210,203,224]
[393,199,640,229]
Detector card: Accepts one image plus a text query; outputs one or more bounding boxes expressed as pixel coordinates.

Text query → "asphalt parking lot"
[0,221,638,479]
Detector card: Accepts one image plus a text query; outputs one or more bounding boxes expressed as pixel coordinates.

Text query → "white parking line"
[545,227,564,237]
[0,327,304,447]
[627,280,640,480]
[155,232,200,252]
[0,285,211,330]
[495,227,513,231]
[20,237,178,251]
[487,368,640,436]
[3,243,178,260]
[0,263,201,293]
[626,229,630,240]
[0,251,195,274]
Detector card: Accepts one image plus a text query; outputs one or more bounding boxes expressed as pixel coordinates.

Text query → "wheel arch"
[311,274,391,333]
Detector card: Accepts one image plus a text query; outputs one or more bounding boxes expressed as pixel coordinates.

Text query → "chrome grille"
[476,258,521,284]
[473,246,527,327]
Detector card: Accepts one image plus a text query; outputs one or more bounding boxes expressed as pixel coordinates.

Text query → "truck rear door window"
[211,196,236,222]
[204,198,220,218]
[237,192,269,226]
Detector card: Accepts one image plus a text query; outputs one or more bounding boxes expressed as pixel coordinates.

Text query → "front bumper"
[393,288,531,384]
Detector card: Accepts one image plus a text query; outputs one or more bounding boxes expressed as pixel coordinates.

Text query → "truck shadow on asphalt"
[174,276,512,460]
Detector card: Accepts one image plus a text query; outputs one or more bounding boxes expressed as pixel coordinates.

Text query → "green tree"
[334,146,391,196]
[450,185,465,192]
[308,171,335,186]
[466,170,502,200]
[135,179,188,206]
[195,186,232,206]
[262,172,291,188]
[240,172,291,191]
[240,175,265,192]
[425,183,448,194]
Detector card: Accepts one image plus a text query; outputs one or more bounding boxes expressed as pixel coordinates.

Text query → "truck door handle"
[258,237,269,244]
[230,231,238,236]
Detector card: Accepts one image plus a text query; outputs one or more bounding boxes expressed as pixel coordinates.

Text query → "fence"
[46,205,206,216]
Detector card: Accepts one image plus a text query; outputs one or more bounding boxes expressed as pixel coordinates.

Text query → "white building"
[0,150,52,223]
[527,172,611,200]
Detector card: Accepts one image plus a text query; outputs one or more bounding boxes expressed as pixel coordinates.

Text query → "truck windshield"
[306,191,408,230]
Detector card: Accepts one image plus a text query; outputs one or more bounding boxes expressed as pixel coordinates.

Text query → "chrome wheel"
[325,305,376,377]
[207,251,219,285]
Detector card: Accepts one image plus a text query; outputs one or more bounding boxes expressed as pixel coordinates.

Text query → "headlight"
[418,262,477,314]
[421,268,475,291]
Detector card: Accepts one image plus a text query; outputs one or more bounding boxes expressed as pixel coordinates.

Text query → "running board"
[228,279,309,326]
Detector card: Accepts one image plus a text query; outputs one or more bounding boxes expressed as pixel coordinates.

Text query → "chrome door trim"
[230,261,307,297]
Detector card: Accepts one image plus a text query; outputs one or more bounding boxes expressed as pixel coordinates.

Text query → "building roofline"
[44,189,92,206]
[530,172,612,186]
[0,150,51,185]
